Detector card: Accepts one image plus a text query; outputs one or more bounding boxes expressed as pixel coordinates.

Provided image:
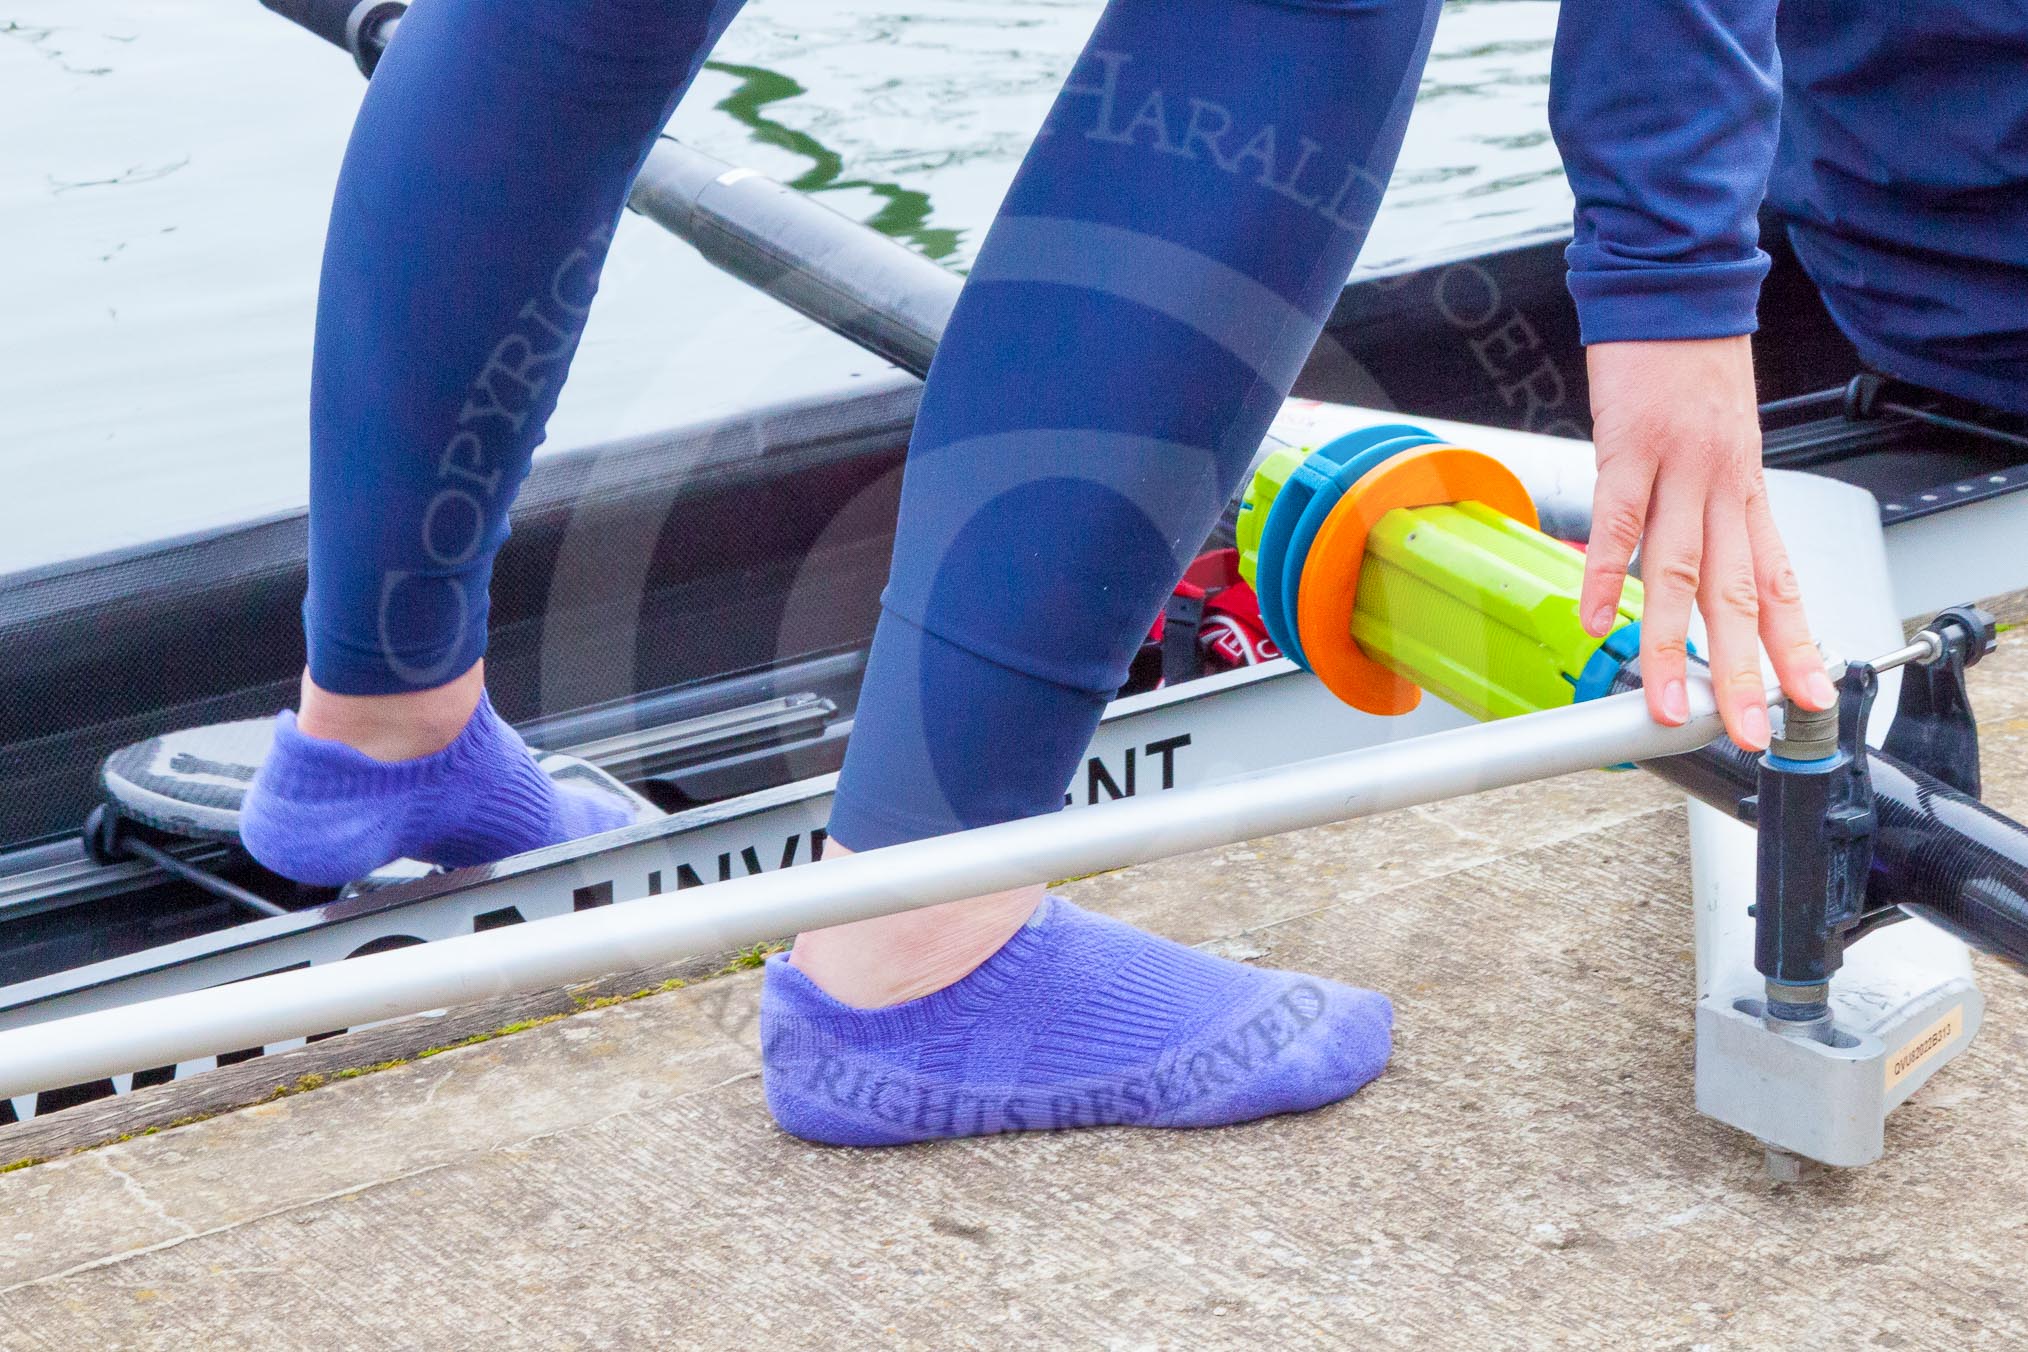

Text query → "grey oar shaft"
[631,142,958,379]
[0,683,1725,1100]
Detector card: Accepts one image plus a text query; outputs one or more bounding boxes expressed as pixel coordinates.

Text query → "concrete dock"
[7,635,2028,1348]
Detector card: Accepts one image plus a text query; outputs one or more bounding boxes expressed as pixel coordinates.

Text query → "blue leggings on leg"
[786,0,1438,1145]
[249,0,748,884]
[305,0,747,694]
[284,0,1438,870]
[827,0,1441,848]
[277,0,1441,1142]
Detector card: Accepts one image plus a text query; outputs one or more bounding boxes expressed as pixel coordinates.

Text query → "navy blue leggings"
[306,0,1440,847]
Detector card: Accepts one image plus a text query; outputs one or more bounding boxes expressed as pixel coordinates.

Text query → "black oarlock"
[1613,616,2028,974]
[1747,669,1878,1023]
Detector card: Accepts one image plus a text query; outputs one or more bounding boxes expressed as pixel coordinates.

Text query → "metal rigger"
[1240,427,2017,1171]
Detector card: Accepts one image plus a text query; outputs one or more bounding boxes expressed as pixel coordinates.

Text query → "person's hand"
[1579,336,1836,751]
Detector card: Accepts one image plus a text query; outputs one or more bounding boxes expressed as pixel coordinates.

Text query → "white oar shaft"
[0,683,1724,1100]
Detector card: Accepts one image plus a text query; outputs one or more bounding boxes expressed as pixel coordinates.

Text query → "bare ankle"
[789,840,1044,1008]
[295,661,486,763]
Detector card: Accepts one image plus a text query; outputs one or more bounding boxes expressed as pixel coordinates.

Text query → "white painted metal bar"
[0,681,1730,1100]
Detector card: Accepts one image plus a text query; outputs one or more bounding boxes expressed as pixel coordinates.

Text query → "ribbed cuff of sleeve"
[1564,247,1771,345]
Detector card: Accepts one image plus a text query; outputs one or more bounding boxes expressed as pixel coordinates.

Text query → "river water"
[0,0,1567,573]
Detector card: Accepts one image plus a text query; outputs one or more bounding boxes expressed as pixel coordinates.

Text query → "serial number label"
[1885,1006,1965,1092]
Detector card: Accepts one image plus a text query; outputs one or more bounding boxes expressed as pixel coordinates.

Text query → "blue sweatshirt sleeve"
[1549,0,1782,344]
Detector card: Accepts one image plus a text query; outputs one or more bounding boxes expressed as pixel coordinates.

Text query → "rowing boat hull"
[4,226,2025,1125]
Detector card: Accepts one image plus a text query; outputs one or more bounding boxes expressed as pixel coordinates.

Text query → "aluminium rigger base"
[1689,470,1982,1175]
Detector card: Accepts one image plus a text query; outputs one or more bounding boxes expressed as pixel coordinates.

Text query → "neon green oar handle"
[1354,502,1641,721]
[1240,440,1644,722]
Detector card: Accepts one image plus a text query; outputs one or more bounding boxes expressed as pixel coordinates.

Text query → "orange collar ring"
[1293,446,1539,715]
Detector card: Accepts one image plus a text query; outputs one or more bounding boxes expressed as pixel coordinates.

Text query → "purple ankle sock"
[760,896,1393,1146]
[241,692,633,886]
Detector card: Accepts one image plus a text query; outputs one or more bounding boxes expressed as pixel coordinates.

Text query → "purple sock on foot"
[761,896,1393,1146]
[241,692,633,886]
